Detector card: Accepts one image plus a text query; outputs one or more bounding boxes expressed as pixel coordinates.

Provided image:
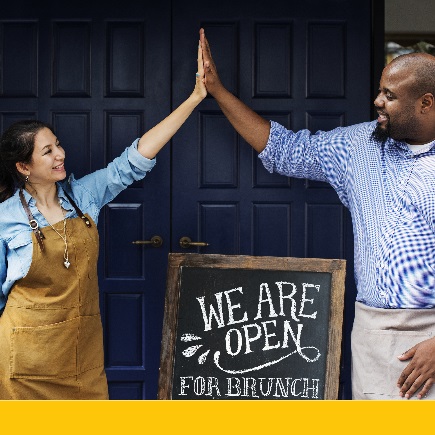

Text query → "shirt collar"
[17,182,72,211]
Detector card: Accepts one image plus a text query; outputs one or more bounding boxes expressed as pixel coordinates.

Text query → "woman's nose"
[55,148,65,159]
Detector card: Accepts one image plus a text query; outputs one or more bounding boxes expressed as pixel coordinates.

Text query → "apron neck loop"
[19,189,45,251]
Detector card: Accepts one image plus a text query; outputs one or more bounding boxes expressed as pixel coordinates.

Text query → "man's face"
[373,64,422,144]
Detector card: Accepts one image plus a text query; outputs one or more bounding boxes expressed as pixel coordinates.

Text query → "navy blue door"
[171,0,380,399]
[1,1,382,399]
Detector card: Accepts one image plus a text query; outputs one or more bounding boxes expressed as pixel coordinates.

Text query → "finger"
[417,379,433,399]
[397,346,416,361]
[202,41,210,63]
[397,362,414,387]
[197,41,204,75]
[203,35,212,60]
[402,373,425,399]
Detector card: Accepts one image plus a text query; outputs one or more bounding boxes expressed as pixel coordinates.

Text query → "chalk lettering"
[262,319,280,351]
[226,377,241,396]
[299,283,319,319]
[179,376,320,399]
[226,328,243,356]
[276,281,299,321]
[206,377,221,397]
[196,292,225,331]
[179,376,193,395]
[179,376,221,397]
[221,318,321,362]
[242,377,259,398]
[274,377,291,397]
[302,378,319,399]
[224,287,248,325]
[282,320,321,362]
[242,323,262,354]
[254,283,278,320]
[258,378,274,396]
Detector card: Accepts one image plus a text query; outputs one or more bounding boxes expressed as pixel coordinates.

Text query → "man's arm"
[200,28,270,153]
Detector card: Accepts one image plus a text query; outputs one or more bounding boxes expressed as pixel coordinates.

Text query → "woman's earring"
[25,175,29,183]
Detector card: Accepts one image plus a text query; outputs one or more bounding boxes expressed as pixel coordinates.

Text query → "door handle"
[132,235,163,248]
[179,236,209,249]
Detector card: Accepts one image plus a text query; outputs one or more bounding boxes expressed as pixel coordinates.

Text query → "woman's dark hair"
[0,119,54,202]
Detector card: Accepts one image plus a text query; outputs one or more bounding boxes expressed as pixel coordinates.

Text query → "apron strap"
[63,190,92,228]
[18,187,91,252]
[19,189,45,251]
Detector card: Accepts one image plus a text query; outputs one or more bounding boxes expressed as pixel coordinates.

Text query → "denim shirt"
[0,139,156,315]
[259,120,435,309]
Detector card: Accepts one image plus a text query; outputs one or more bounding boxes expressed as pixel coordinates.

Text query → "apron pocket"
[10,317,79,379]
[359,329,431,398]
[77,314,105,373]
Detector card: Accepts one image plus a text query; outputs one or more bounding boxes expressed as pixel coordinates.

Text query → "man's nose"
[374,94,384,108]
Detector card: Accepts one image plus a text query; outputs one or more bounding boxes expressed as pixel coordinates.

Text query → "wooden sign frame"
[158,253,346,400]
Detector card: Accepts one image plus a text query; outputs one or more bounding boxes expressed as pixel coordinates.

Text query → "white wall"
[385,0,435,33]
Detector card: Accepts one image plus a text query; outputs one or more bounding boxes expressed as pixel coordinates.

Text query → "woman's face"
[22,127,66,186]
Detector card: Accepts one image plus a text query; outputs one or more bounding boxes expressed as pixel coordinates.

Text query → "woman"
[0,43,206,400]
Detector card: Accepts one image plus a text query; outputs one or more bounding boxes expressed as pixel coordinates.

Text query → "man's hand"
[199,28,224,97]
[397,336,435,399]
[198,27,270,153]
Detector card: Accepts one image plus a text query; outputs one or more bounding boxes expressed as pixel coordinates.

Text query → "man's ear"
[15,161,29,176]
[421,93,434,113]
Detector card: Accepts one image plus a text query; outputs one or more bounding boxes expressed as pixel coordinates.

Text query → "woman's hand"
[192,40,207,101]
[137,37,207,159]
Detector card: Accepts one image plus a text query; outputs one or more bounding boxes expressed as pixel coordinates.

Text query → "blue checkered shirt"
[259,120,435,308]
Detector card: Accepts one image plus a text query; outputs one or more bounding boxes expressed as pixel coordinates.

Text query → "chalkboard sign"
[158,253,346,400]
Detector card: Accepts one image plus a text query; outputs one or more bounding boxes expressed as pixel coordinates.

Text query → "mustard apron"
[0,197,108,399]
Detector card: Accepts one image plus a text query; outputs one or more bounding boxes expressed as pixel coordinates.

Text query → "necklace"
[20,188,90,269]
[48,211,70,269]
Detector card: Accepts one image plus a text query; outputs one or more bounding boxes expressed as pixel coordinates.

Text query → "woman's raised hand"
[192,40,207,101]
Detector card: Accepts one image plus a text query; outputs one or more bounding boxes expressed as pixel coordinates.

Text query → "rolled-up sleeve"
[259,120,352,195]
[126,138,156,175]
[259,121,328,182]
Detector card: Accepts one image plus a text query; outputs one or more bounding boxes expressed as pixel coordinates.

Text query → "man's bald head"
[387,52,435,99]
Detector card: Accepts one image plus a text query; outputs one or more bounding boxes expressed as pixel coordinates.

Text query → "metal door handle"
[132,235,163,247]
[179,236,209,249]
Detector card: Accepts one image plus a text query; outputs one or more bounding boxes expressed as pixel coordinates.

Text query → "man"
[199,28,435,400]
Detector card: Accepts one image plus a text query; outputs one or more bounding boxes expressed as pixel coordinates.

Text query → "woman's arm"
[138,41,207,159]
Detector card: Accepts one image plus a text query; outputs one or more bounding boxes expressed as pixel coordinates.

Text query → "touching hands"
[397,336,435,399]
[199,28,223,96]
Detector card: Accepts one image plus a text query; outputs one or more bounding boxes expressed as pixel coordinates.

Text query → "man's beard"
[372,121,391,142]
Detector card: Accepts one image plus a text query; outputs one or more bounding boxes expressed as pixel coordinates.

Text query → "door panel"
[171,0,373,399]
